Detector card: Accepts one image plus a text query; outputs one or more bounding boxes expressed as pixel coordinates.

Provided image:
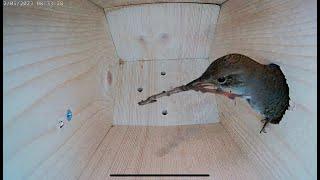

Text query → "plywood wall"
[3,1,118,179]
[211,0,317,179]
[106,3,220,61]
[79,124,272,180]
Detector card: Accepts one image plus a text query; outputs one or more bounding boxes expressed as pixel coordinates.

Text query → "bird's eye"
[217,77,226,83]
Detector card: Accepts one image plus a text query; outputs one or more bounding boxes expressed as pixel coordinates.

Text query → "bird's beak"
[198,78,219,89]
[185,75,221,91]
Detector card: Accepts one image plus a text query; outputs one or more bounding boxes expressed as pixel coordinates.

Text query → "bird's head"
[192,54,261,95]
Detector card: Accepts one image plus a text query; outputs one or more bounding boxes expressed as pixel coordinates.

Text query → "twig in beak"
[138,85,191,105]
[138,83,224,105]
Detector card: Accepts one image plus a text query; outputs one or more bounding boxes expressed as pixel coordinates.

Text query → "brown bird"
[138,54,290,133]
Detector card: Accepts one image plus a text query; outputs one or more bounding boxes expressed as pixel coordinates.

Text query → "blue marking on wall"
[66,109,72,121]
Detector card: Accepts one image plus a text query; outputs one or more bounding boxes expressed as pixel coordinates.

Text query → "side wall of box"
[3,1,118,179]
[210,0,317,179]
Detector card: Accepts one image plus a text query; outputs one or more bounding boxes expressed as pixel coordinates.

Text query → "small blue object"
[66,109,72,121]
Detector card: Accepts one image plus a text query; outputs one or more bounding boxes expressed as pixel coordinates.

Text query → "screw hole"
[59,121,64,128]
[137,87,143,92]
[162,110,168,115]
[161,71,166,76]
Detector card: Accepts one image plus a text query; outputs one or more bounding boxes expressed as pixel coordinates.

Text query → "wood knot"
[119,59,125,65]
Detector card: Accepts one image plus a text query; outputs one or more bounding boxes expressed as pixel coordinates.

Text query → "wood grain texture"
[28,108,111,180]
[113,59,219,125]
[211,0,317,179]
[90,0,227,8]
[4,0,316,180]
[3,0,118,179]
[80,123,271,180]
[106,3,220,61]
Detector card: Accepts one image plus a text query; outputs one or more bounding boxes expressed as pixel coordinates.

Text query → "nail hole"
[160,33,169,39]
[137,87,143,92]
[59,121,64,128]
[161,71,166,76]
[162,110,168,115]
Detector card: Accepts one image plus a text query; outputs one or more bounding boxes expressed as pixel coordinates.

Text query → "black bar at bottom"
[110,174,209,177]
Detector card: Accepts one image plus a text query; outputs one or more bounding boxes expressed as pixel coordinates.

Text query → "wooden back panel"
[106,3,220,61]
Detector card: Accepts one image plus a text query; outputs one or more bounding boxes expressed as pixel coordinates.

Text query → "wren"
[138,53,290,133]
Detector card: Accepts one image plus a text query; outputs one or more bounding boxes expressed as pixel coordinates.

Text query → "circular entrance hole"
[137,87,143,92]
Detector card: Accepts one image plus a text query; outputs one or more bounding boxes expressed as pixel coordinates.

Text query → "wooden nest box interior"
[3,0,316,179]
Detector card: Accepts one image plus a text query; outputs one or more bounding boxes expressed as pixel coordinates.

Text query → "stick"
[137,82,230,105]
[138,81,246,105]
[138,85,191,105]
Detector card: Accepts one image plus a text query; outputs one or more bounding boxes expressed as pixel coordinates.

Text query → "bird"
[138,53,290,133]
